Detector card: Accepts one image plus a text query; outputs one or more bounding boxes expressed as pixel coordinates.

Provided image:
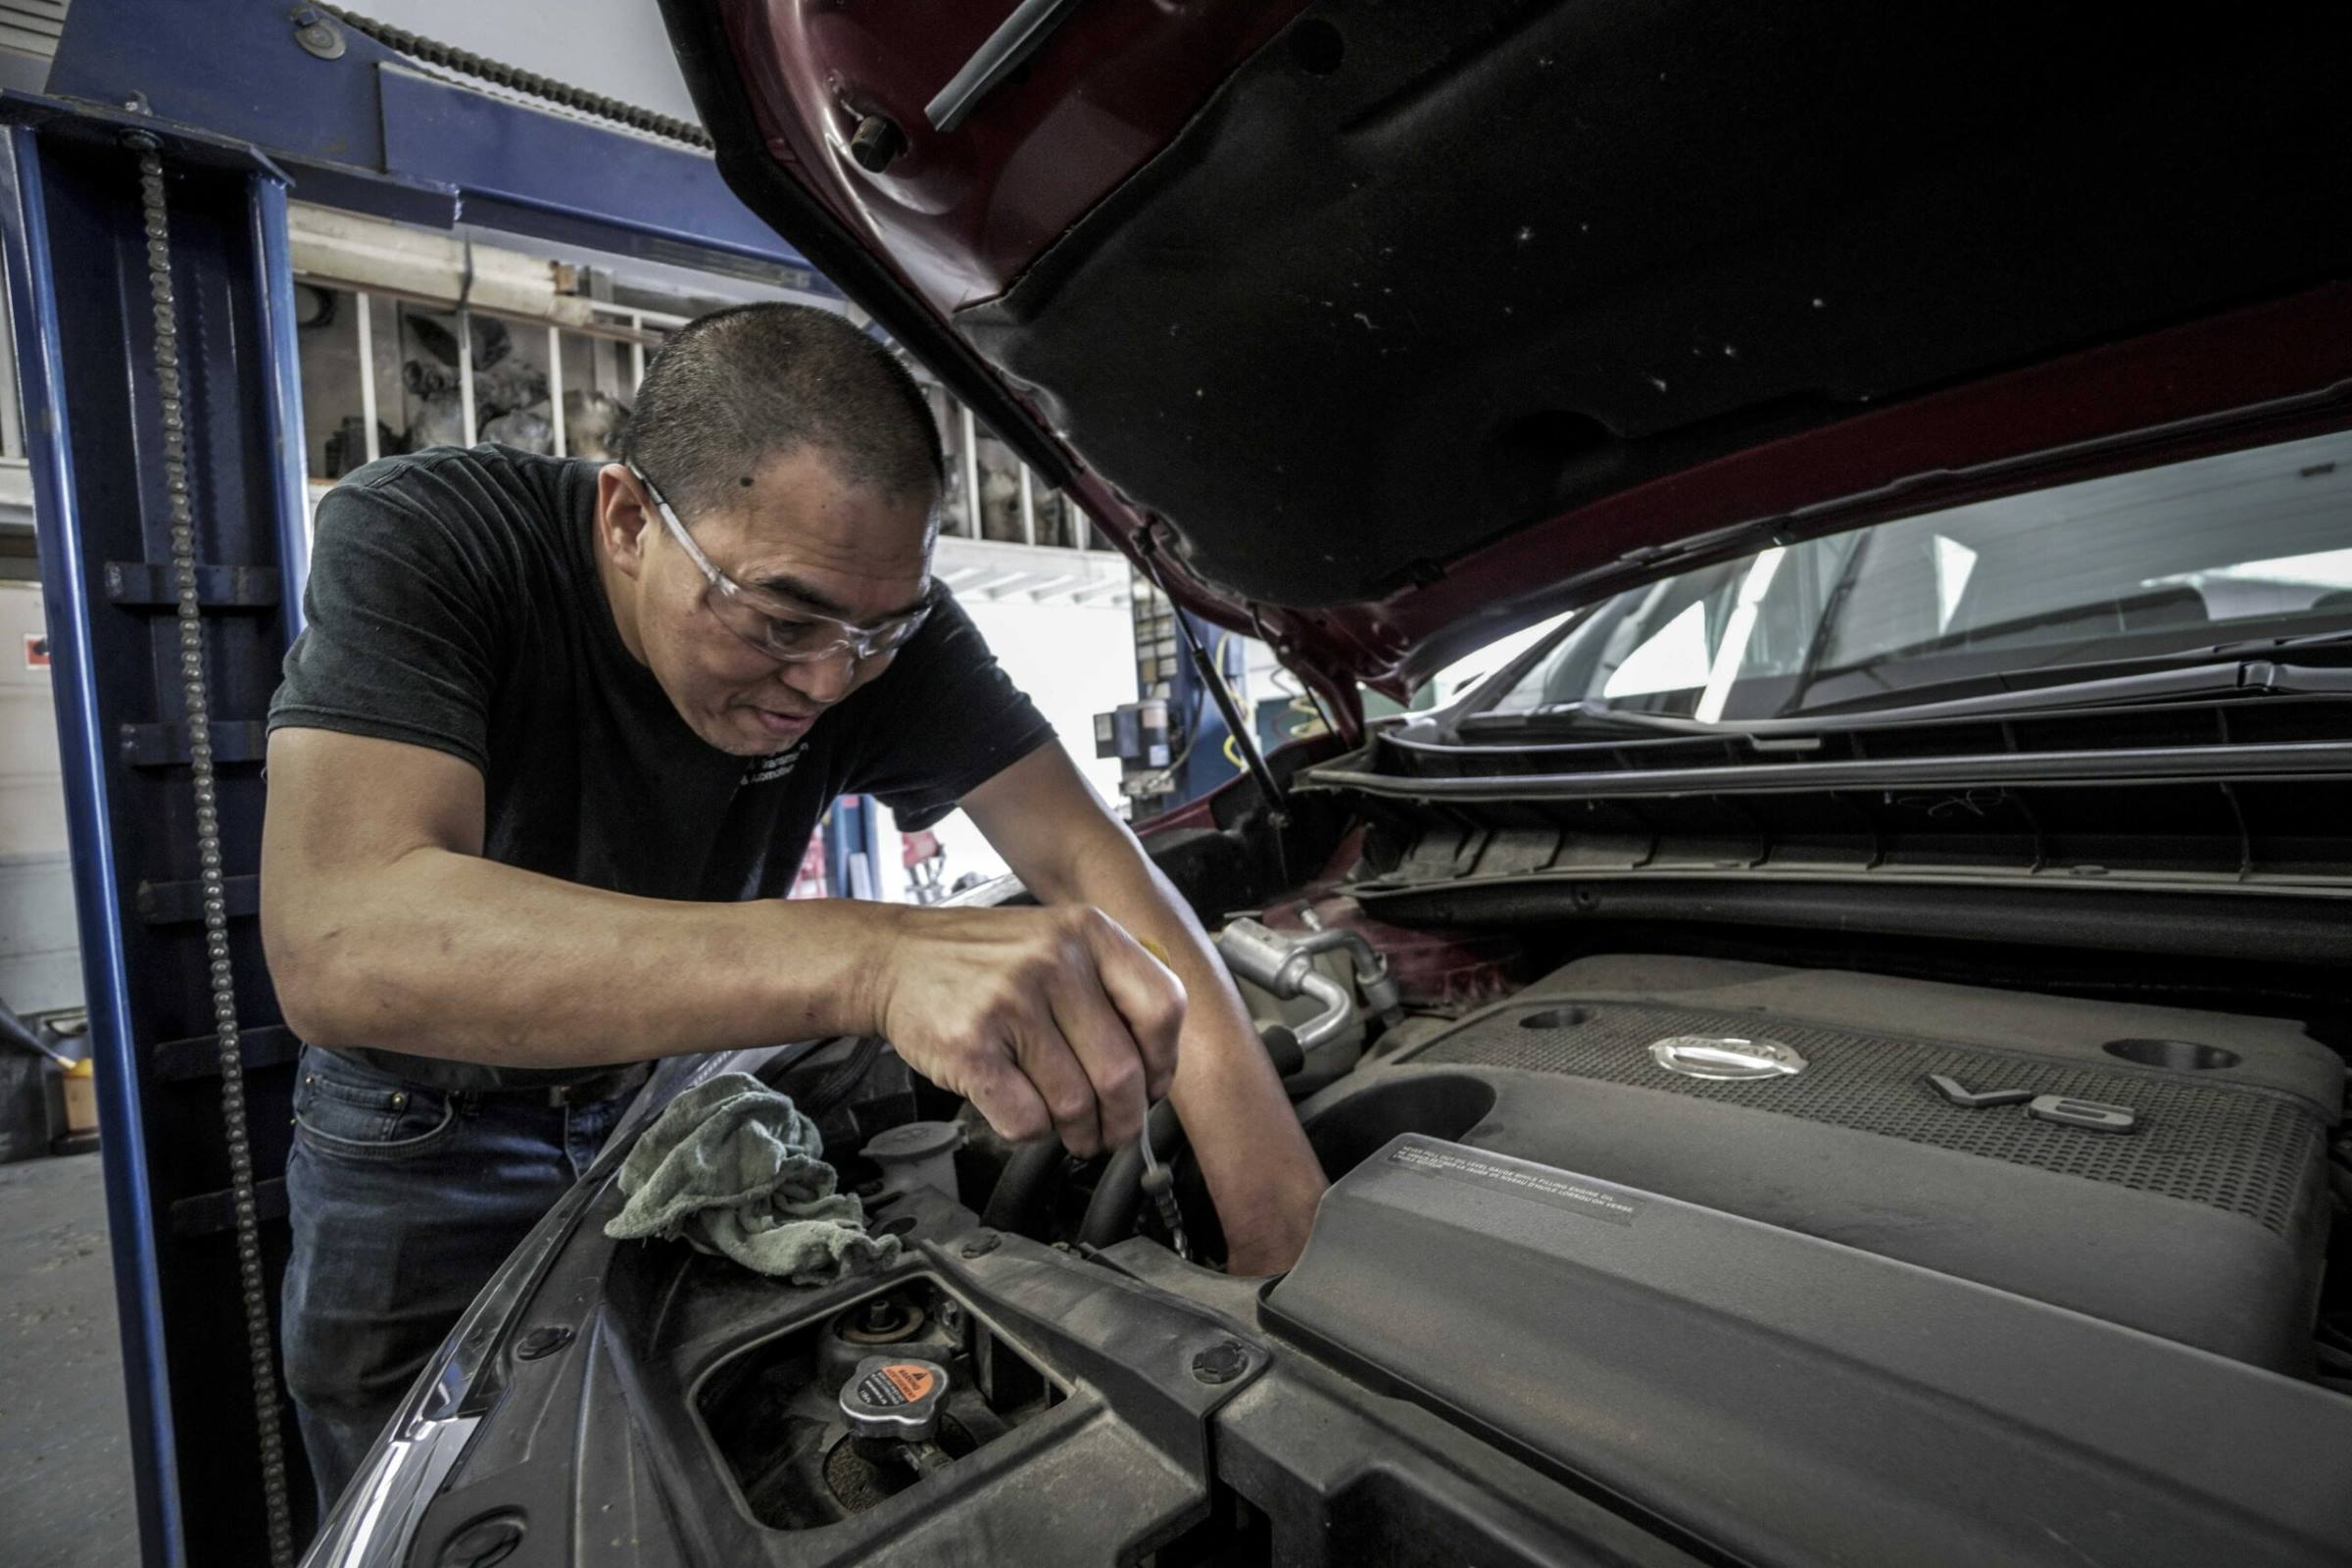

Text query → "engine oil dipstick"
[1139,1146,1190,1261]
[1136,939,1192,1260]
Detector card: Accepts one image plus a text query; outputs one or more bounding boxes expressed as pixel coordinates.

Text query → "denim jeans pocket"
[293,1052,459,1161]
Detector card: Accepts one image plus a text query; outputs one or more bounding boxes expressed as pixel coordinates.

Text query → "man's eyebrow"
[751,572,931,621]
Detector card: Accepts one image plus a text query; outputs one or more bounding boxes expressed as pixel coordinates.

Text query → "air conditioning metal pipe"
[1216,917,1380,1050]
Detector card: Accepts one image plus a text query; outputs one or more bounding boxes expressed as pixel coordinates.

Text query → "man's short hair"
[619,303,944,519]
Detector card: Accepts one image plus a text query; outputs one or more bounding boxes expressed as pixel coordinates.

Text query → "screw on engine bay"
[1191,1341,1249,1385]
[514,1324,573,1361]
[960,1230,1002,1259]
[435,1511,525,1567]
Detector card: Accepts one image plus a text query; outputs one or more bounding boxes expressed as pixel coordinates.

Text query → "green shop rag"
[604,1071,899,1283]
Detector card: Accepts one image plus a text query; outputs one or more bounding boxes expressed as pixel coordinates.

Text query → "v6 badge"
[1925,1073,2140,1134]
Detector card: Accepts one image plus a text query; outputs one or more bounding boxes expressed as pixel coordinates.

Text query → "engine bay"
[663,906,2349,1562]
[415,894,2352,1567]
[896,907,2347,1378]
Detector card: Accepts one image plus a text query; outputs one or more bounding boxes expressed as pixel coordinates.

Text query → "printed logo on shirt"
[743,743,806,786]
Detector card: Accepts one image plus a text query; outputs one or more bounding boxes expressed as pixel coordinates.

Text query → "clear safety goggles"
[629,463,933,665]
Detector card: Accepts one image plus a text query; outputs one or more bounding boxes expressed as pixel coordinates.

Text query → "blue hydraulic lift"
[2,5,842,1562]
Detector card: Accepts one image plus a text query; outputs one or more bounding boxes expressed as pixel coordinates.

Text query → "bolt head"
[849,114,906,173]
[436,1512,525,1567]
[514,1324,573,1361]
[1191,1341,1249,1385]
[291,10,347,60]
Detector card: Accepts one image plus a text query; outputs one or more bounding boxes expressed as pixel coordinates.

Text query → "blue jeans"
[279,1047,631,1520]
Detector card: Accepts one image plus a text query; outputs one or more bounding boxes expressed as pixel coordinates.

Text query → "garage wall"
[913,596,1138,896]
[0,579,79,1015]
[351,0,701,124]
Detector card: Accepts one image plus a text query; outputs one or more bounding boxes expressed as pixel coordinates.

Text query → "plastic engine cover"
[1298,956,2339,1367]
[1265,1135,2352,1568]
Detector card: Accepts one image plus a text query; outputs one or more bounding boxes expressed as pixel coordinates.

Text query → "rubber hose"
[0,1002,56,1060]
[1075,1101,1184,1250]
[979,1138,1064,1237]
[801,1036,884,1119]
[1259,1022,1305,1079]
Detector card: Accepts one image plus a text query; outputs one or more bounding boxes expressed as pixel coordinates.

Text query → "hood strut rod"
[926,0,1086,133]
[1139,532,1292,836]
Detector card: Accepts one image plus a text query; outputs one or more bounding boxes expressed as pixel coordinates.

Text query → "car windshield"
[1484,428,2352,723]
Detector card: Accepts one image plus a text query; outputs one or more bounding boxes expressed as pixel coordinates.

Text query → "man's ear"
[595,464,654,580]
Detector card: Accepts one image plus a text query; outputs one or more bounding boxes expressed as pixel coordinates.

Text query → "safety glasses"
[628,463,933,665]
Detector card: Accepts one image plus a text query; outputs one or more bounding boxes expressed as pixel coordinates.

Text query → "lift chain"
[315,5,715,149]
[125,132,298,1568]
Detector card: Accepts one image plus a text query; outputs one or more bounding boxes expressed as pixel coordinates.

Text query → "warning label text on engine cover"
[1387,1143,1643,1226]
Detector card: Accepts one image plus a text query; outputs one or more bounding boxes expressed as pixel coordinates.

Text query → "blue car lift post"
[5,5,833,1562]
[3,102,318,1567]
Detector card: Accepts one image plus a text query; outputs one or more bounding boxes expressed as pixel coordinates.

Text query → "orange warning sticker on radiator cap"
[881,1363,937,1402]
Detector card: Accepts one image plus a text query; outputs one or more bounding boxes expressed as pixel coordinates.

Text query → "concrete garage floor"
[0,1153,141,1568]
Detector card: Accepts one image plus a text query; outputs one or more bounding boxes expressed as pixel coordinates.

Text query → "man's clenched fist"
[870,904,1185,1156]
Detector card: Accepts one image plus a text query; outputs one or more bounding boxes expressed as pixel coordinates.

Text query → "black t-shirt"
[269,444,1054,1089]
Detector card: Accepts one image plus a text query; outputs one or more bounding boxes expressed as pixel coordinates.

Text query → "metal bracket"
[154,1025,298,1083]
[135,874,261,926]
[169,1177,289,1239]
[121,720,269,768]
[104,560,281,610]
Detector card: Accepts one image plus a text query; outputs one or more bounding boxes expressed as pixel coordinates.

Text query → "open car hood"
[662,3,2352,719]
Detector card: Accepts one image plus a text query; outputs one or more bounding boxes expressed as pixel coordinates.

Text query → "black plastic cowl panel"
[1265,1135,2352,1568]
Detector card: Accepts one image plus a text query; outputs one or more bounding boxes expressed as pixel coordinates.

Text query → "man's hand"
[962,748,1332,1275]
[871,904,1186,1157]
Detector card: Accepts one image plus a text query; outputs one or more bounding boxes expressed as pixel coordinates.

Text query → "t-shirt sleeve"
[849,590,1057,832]
[267,466,507,772]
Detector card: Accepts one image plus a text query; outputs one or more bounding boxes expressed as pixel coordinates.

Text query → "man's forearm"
[268,846,897,1066]
[1047,844,1330,1269]
[1162,953,1330,1271]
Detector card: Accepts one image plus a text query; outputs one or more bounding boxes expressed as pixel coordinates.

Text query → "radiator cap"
[840,1355,949,1443]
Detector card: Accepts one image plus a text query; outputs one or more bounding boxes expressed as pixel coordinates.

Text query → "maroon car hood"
[665,3,2352,726]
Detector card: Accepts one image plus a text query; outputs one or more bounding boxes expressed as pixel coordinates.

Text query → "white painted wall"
[355,0,702,124]
[0,580,78,1013]
[901,596,1137,899]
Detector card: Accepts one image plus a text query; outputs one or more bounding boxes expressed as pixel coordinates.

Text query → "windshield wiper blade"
[1805,625,2352,696]
[1524,699,1719,733]
[1815,660,2352,725]
[1468,632,2352,739]
[1787,631,2352,722]
[1464,652,2352,742]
